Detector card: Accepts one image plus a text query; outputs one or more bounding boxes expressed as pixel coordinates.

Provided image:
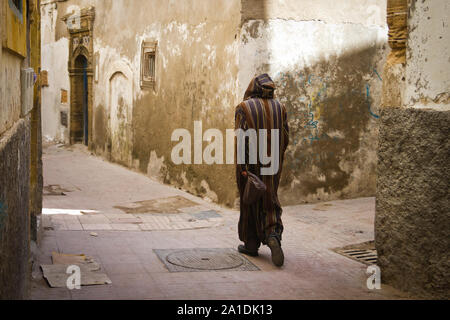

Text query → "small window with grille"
[140,41,157,89]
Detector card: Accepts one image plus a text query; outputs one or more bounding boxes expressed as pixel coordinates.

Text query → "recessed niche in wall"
[60,111,68,128]
[140,40,158,89]
[41,70,49,87]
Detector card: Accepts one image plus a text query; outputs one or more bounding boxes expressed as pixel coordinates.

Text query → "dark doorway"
[73,55,89,145]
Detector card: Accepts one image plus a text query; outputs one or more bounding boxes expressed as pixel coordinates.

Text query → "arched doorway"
[65,7,95,146]
[72,54,89,145]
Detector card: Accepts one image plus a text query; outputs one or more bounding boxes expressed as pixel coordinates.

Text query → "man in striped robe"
[235,74,290,267]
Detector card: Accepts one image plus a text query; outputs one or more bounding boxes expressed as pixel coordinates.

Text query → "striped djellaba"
[235,74,290,249]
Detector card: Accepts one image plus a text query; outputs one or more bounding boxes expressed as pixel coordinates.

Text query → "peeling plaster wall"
[240,0,389,204]
[405,0,450,110]
[91,0,241,206]
[41,37,70,143]
[124,1,241,206]
[41,0,390,207]
[41,0,241,206]
[241,0,387,26]
[41,2,71,143]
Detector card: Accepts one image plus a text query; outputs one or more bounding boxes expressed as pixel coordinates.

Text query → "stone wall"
[0,119,31,300]
[376,108,450,299]
[376,0,450,299]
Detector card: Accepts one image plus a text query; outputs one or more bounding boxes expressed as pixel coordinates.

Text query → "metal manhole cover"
[167,249,244,270]
[154,248,260,273]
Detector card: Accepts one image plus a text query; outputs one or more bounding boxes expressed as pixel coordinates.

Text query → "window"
[9,0,23,21]
[5,0,26,55]
[11,0,21,9]
[140,41,157,88]
[144,52,156,80]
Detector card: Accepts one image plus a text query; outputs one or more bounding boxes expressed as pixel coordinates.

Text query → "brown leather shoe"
[267,236,284,267]
[238,245,259,257]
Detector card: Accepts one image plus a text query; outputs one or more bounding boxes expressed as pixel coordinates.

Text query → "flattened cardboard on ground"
[41,264,112,288]
[42,253,109,288]
[51,252,101,271]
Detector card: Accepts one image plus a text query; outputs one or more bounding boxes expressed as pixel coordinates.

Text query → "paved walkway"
[31,145,411,300]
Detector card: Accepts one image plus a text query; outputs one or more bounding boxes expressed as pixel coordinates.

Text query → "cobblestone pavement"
[31,145,412,300]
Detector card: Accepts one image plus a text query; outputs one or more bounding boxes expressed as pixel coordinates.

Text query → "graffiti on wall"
[276,67,382,172]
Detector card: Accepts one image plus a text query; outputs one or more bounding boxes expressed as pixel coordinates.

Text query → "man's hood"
[244,74,276,100]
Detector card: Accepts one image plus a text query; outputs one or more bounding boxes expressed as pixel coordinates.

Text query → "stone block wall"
[0,119,31,300]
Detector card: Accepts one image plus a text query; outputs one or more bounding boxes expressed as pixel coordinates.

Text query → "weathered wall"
[1,0,42,299]
[41,1,70,143]
[93,0,241,206]
[377,108,449,299]
[0,119,31,300]
[0,50,22,135]
[42,0,241,206]
[30,0,43,244]
[42,0,389,206]
[376,0,450,299]
[240,0,388,204]
[404,0,450,110]
[1,2,30,300]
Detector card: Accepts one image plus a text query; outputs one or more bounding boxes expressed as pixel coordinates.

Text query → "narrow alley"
[31,144,408,300]
[1,0,448,304]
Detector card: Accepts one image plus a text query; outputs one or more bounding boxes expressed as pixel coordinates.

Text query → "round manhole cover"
[166,249,245,270]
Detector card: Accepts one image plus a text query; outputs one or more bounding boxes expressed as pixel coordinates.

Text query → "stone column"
[376,0,449,299]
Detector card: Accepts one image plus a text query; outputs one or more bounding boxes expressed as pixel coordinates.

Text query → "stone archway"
[64,7,95,146]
